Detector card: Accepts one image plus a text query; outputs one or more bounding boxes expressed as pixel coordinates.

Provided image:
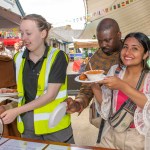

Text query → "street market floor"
[71,101,99,146]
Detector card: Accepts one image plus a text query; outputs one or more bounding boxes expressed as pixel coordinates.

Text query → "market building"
[48,25,82,53]
[0,0,25,47]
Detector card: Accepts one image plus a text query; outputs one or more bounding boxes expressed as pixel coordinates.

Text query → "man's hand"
[100,76,124,90]
[66,97,82,114]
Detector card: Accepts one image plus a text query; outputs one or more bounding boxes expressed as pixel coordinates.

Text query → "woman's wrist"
[14,106,23,116]
[120,81,129,92]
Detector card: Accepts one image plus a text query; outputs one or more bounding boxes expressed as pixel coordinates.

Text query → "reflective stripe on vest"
[15,51,24,83]
[34,113,51,121]
[14,52,25,97]
[15,47,70,134]
[44,47,56,90]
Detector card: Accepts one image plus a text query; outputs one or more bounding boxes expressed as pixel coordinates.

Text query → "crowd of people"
[0,13,149,150]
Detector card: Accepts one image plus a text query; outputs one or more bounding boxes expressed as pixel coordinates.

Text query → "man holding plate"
[66,18,122,115]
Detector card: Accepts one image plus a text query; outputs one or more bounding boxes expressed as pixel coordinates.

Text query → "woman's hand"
[100,76,125,90]
[0,108,19,124]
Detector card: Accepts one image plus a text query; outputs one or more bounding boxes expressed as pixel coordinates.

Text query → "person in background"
[66,18,122,114]
[0,14,74,143]
[11,42,21,57]
[19,40,26,51]
[91,32,150,150]
[0,41,12,58]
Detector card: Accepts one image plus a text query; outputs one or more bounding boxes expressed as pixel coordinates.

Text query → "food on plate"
[85,70,104,74]
[79,73,87,80]
[84,70,105,81]
[0,88,17,93]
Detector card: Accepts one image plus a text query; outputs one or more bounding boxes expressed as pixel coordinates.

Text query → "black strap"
[135,70,146,90]
[96,69,146,144]
[110,69,146,118]
[96,66,121,144]
[96,118,105,143]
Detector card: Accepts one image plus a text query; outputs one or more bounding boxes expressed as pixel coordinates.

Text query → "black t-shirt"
[22,47,68,102]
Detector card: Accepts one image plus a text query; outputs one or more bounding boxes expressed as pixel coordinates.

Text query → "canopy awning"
[0,6,22,28]
[80,0,150,39]
[0,38,21,46]
[73,39,98,48]
[74,41,98,48]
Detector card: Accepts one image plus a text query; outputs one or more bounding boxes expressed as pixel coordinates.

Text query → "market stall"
[0,38,21,47]
[74,39,98,49]
[70,39,99,72]
[0,3,24,47]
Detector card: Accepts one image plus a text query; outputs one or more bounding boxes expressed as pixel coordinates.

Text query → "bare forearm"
[15,94,55,115]
[75,94,89,110]
[76,84,94,108]
[93,89,103,105]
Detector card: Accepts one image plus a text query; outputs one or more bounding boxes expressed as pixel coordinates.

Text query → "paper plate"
[0,92,18,97]
[74,75,105,83]
[49,102,67,128]
[0,97,18,103]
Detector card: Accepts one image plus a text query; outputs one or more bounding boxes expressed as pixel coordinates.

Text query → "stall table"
[0,136,117,150]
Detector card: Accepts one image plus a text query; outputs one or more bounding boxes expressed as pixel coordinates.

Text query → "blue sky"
[19,0,85,29]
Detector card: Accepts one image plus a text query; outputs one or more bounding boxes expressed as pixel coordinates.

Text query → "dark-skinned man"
[66,17,123,146]
[66,18,122,114]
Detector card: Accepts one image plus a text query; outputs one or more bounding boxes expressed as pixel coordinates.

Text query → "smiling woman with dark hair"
[91,32,150,150]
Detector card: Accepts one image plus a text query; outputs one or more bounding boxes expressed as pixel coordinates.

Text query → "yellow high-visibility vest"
[14,47,70,134]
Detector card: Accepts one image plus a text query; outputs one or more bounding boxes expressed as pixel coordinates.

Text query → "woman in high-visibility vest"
[1,14,74,143]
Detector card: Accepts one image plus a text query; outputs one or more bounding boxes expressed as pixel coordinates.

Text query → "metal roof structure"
[0,5,22,28]
[49,25,83,43]
[0,0,25,28]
